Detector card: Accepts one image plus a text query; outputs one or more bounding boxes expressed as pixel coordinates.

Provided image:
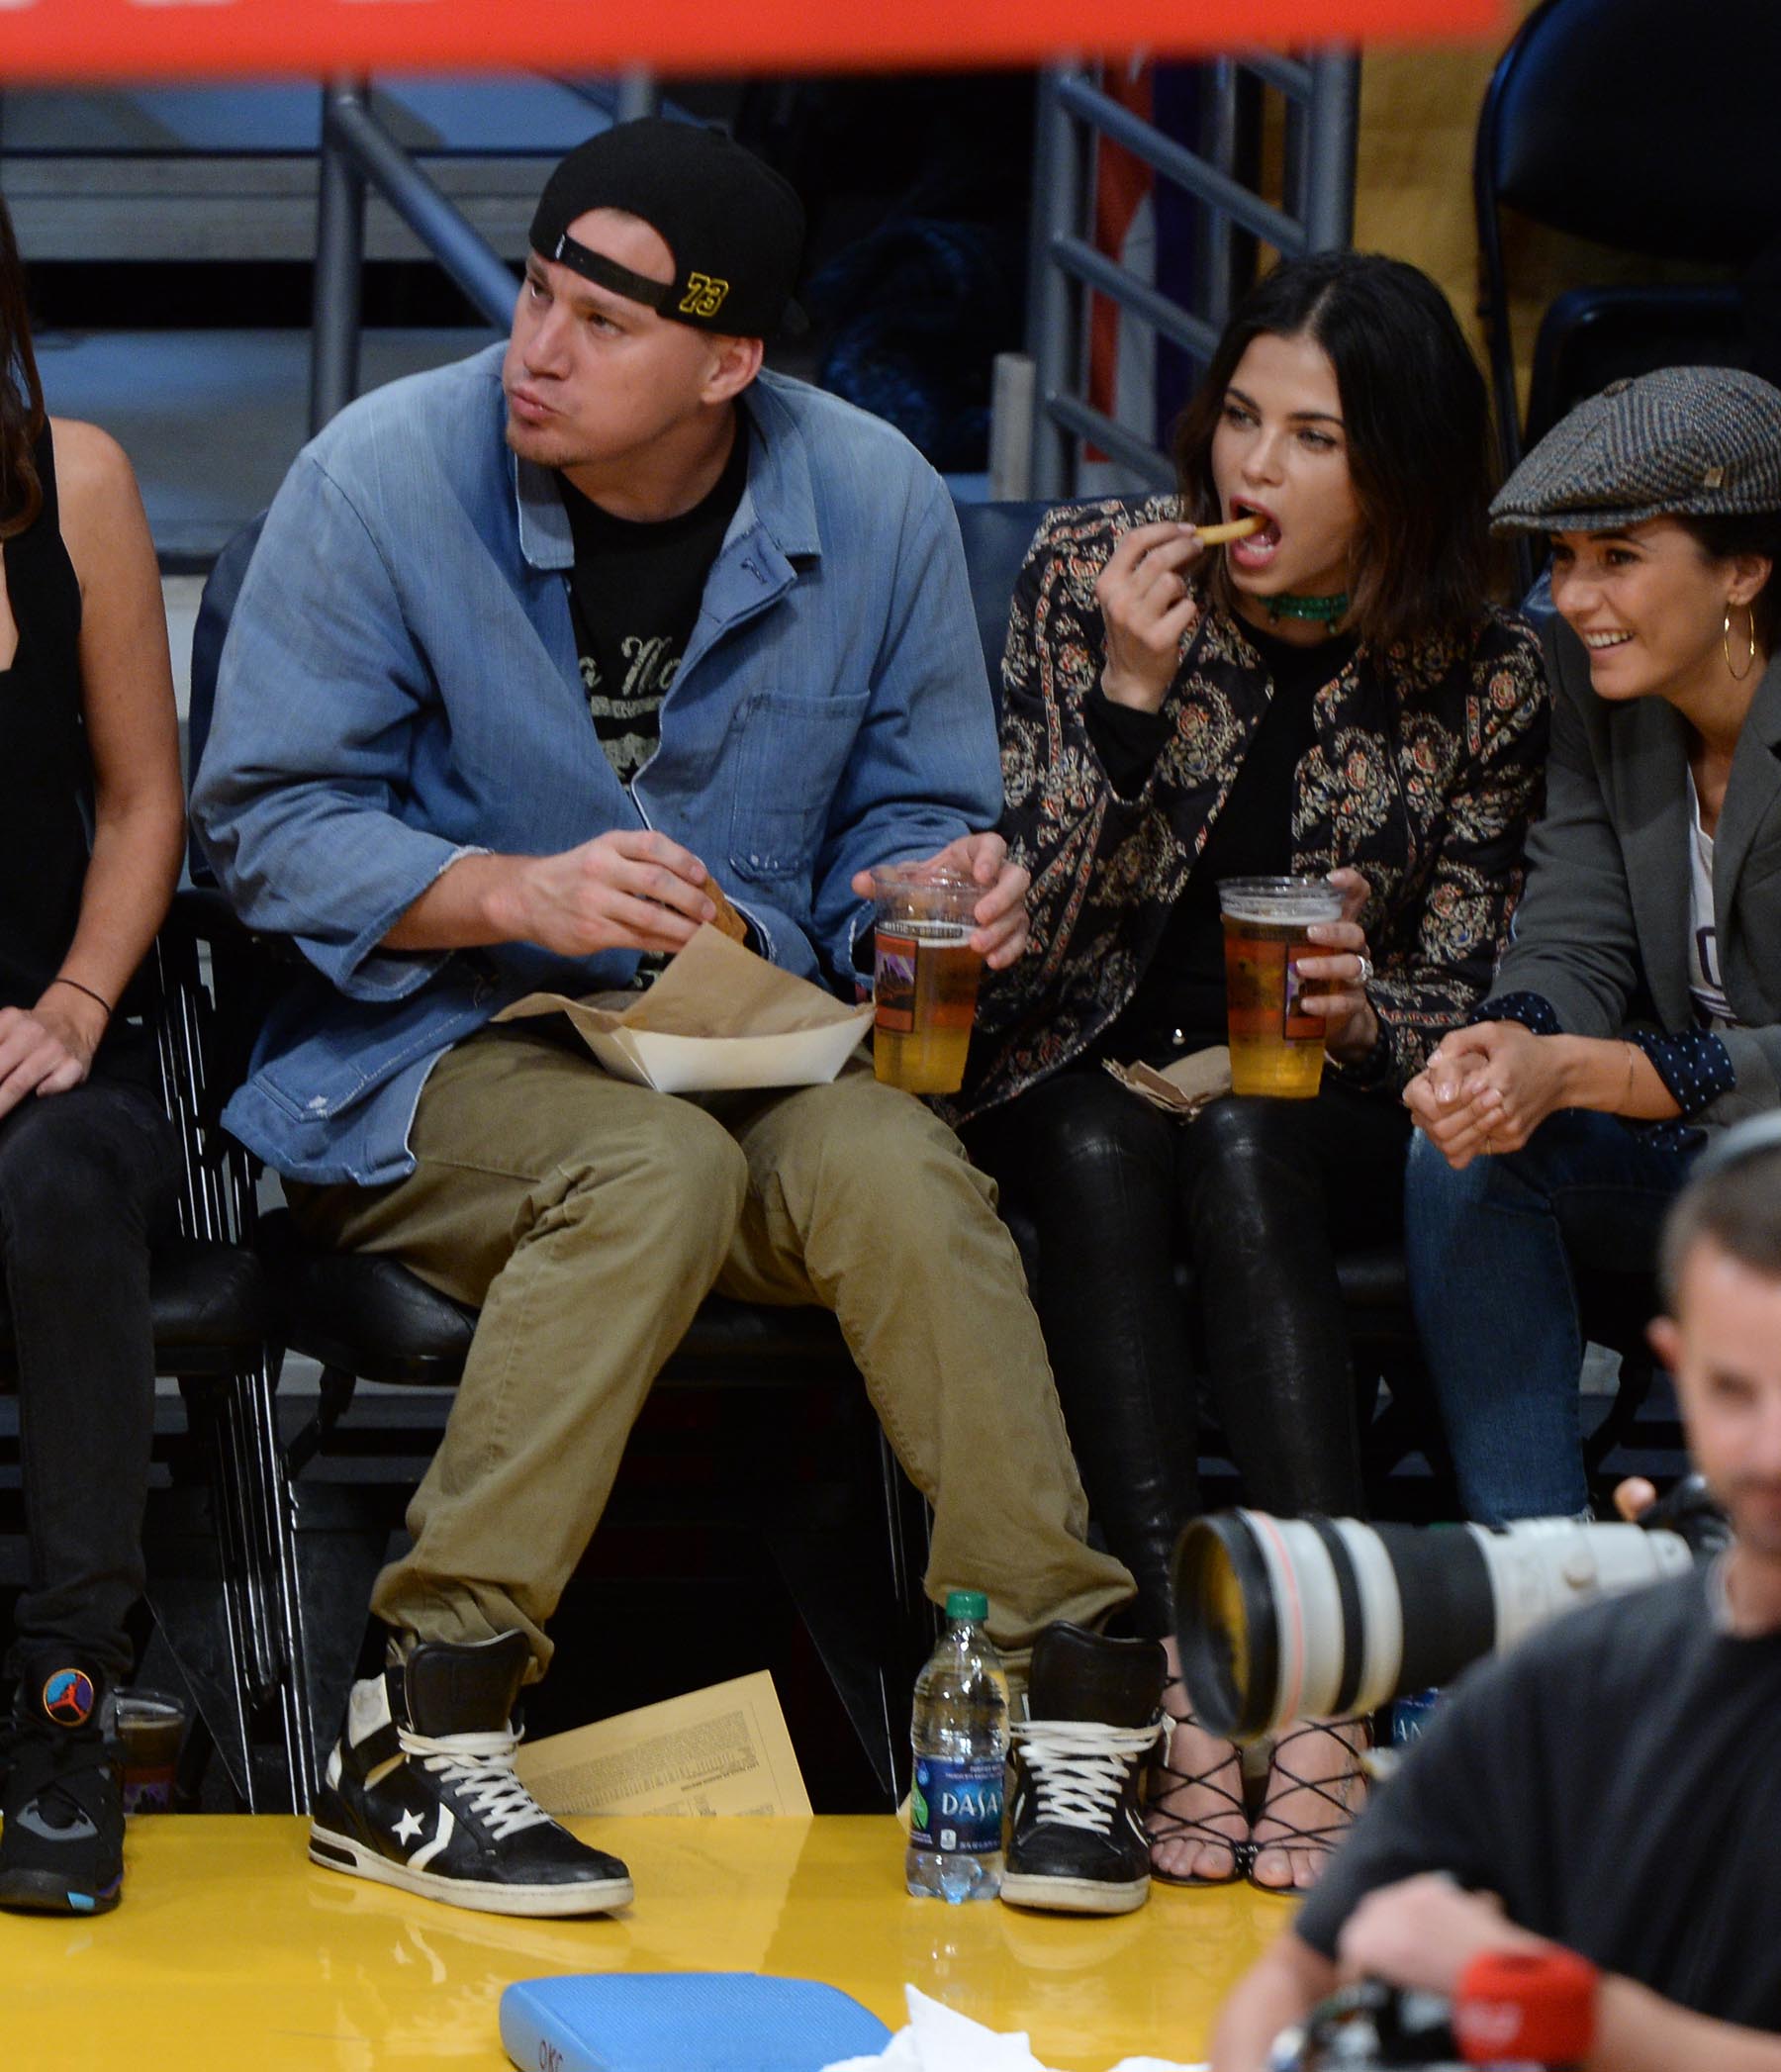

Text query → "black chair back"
[1479,0,1781,263]
[954,499,1053,718]
[1473,0,1781,521]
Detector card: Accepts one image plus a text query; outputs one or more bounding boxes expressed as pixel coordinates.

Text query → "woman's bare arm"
[0,419,185,1103]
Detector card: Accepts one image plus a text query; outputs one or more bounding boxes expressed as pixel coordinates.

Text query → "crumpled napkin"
[1102,1047,1232,1119]
[821,1984,1206,2072]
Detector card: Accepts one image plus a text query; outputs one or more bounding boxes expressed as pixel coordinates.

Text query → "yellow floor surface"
[0,1815,1294,2070]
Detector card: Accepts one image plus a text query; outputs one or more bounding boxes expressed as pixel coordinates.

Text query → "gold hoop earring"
[1724,607,1757,683]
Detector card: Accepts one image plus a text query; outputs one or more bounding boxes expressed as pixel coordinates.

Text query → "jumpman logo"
[43,1668,96,1726]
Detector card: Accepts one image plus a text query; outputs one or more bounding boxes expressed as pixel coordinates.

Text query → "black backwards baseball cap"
[528,118,805,340]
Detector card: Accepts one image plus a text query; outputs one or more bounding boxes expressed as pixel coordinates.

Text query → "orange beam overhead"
[1,0,1504,82]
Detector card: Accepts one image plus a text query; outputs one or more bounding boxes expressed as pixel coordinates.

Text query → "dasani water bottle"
[905,1589,1009,1903]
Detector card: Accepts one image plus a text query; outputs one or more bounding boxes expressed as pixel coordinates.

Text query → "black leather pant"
[968,1068,1410,1635]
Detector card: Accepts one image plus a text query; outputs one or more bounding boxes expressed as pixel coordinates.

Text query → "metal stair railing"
[1022,51,1360,498]
[309,72,659,434]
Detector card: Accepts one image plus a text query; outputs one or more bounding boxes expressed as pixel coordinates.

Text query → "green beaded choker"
[1266,591,1351,626]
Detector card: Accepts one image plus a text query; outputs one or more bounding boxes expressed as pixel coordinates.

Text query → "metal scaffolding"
[1022,52,1360,499]
[309,73,660,435]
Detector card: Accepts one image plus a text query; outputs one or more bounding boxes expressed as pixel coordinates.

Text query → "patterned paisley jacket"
[952,497,1551,1123]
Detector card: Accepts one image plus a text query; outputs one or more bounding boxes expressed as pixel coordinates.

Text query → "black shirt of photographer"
[1295,1567,1781,2033]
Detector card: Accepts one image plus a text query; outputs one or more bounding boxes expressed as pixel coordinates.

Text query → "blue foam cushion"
[499,1972,892,2072]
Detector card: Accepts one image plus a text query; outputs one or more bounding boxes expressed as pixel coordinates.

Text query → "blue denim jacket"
[191,345,998,1184]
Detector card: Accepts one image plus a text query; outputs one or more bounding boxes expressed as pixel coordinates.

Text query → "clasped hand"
[500,828,723,958]
[1404,1020,1570,1170]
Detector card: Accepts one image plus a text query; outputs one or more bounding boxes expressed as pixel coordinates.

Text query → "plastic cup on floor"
[115,1690,187,1813]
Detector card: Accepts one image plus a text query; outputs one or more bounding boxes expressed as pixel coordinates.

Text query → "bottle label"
[1391,1687,1443,1744]
[908,1755,1004,1856]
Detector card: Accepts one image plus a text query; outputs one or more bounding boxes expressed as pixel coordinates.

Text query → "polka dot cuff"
[1472,989,1562,1038]
[1472,989,1734,1143]
[1625,1024,1735,1119]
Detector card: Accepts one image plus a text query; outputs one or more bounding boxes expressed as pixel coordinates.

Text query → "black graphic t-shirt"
[560,423,750,789]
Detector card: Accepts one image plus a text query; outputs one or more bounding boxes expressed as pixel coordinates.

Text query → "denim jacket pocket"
[726,689,870,884]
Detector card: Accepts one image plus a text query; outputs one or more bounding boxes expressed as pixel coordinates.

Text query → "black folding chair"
[1475,0,1781,587]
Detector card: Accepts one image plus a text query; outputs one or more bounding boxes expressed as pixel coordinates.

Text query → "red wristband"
[1454,1947,1599,2065]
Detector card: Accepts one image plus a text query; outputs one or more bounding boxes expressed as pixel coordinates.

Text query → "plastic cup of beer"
[870,865,984,1095]
[115,1690,187,1814]
[1218,874,1345,1098]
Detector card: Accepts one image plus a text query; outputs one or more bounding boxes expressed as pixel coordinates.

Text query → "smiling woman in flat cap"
[1405,364,1781,1526]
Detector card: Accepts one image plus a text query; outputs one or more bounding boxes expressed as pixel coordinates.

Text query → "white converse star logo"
[392,1809,425,1845]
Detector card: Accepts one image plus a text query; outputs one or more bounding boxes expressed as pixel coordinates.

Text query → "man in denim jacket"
[195,121,1155,1921]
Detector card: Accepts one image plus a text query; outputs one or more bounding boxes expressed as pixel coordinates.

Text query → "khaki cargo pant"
[287,1022,1134,1688]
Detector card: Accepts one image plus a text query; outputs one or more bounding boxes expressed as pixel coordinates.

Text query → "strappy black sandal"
[1248,1715,1369,1894]
[1145,1677,1251,1888]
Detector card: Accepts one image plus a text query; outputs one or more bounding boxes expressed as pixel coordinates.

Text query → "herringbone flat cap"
[1491,365,1781,532]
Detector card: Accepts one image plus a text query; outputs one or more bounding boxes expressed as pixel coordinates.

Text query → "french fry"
[704,880,749,944]
[1194,515,1265,545]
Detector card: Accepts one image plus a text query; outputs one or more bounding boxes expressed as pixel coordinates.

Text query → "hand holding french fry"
[703,879,749,944]
[1093,516,1259,713]
[1094,520,1204,713]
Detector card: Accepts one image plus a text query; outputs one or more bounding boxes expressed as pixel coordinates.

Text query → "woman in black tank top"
[0,196,185,1918]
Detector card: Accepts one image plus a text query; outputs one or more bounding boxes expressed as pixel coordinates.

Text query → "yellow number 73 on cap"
[679,274,730,319]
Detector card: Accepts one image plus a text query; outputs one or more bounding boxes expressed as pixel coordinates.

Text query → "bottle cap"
[944,1590,988,1622]
[1454,1947,1598,2064]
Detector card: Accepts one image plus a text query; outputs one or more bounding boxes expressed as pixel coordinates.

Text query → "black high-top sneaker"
[308,1631,633,1917]
[999,1623,1165,1916]
[0,1649,123,1915]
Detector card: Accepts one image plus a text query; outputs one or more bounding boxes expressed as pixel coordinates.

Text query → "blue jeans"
[1404,1110,1696,1524]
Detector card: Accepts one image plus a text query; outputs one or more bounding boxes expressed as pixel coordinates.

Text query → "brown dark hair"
[1673,512,1781,661]
[0,196,44,540]
[1658,1132,1781,1312]
[1172,251,1496,651]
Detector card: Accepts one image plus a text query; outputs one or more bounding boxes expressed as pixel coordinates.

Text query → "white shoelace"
[1011,1719,1165,1833]
[397,1726,554,1840]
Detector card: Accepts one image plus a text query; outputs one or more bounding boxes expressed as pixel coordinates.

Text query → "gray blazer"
[1495,621,1781,1131]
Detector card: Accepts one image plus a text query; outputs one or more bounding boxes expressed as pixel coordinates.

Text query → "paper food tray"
[496,923,874,1093]
[580,1017,867,1093]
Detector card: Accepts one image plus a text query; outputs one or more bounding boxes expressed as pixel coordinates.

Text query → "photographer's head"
[1650,1118,1781,1572]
